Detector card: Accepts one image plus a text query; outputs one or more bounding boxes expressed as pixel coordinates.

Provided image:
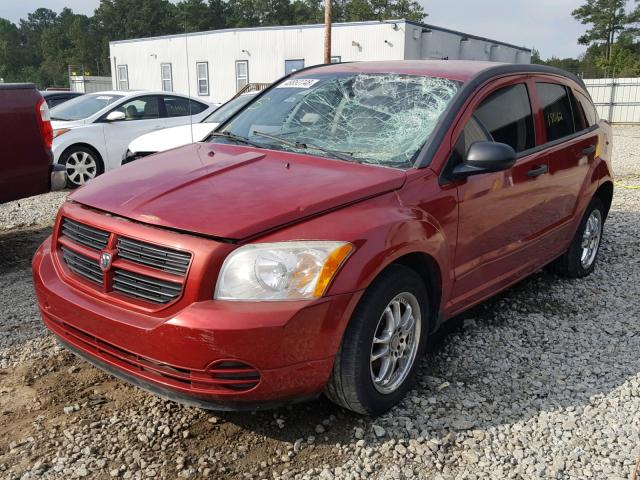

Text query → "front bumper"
[33,236,359,408]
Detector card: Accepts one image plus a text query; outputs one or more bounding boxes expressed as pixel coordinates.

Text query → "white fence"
[584,77,640,124]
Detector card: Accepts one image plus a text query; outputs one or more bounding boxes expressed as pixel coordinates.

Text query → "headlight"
[53,128,70,139]
[214,241,353,301]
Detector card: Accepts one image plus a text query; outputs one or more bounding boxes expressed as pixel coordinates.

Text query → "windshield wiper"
[50,117,69,121]
[209,131,263,148]
[252,130,358,162]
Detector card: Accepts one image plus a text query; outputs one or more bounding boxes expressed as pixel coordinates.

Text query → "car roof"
[296,60,586,90]
[90,90,210,99]
[40,90,83,96]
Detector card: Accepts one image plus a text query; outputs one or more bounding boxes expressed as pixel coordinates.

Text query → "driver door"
[449,80,555,311]
[102,95,165,168]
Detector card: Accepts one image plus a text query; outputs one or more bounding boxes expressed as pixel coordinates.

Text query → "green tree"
[572,0,640,60]
[93,0,181,41]
[0,18,21,82]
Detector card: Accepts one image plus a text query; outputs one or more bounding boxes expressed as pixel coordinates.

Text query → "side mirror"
[453,141,517,178]
[105,111,126,122]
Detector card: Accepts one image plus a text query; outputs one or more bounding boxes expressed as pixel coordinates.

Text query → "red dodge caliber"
[33,61,613,415]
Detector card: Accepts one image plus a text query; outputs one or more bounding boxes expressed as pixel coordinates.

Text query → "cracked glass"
[219,73,461,169]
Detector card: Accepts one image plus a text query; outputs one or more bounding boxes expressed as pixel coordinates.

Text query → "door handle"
[527,165,548,177]
[582,144,596,155]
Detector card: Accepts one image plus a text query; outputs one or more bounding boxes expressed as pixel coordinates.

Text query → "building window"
[235,60,249,92]
[196,62,209,96]
[285,59,304,75]
[161,63,173,92]
[117,65,129,90]
[330,56,341,64]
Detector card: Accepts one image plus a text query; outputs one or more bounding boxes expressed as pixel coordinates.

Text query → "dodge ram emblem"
[99,252,113,272]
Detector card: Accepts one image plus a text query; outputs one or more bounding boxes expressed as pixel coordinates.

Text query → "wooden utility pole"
[323,0,332,64]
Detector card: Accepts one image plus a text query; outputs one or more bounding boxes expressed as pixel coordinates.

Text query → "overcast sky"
[0,0,590,59]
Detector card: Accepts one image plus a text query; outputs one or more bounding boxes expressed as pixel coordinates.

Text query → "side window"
[576,91,598,126]
[235,60,249,92]
[536,83,575,142]
[568,90,586,131]
[117,65,129,91]
[161,63,173,92]
[196,62,209,96]
[474,84,535,152]
[450,116,491,166]
[112,96,160,120]
[163,96,207,117]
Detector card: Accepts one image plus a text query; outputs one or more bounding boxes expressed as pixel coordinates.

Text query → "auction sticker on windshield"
[276,79,319,89]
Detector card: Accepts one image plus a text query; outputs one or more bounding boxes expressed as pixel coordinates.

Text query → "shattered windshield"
[218,73,461,168]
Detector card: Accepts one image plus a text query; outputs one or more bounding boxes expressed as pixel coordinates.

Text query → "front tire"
[60,146,104,188]
[325,265,429,415]
[549,197,605,278]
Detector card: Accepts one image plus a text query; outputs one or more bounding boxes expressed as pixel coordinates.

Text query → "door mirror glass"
[105,111,126,122]
[453,141,517,177]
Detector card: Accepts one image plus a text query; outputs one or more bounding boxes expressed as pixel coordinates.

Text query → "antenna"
[184,10,194,144]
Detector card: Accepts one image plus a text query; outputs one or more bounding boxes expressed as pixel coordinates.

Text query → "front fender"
[256,188,453,313]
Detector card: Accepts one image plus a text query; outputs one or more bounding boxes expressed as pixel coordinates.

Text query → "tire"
[325,265,429,415]
[549,197,605,278]
[60,146,104,188]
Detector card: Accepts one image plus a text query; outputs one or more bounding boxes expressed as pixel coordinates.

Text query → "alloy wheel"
[370,292,421,395]
[65,151,98,186]
[580,209,602,269]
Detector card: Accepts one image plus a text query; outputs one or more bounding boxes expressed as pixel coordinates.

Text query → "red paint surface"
[33,62,614,406]
[1,87,53,203]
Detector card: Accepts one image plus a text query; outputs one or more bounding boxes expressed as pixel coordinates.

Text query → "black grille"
[61,247,103,285]
[117,237,191,275]
[112,269,182,304]
[61,218,109,251]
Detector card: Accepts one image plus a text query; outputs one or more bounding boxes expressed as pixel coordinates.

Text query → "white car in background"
[122,92,258,165]
[50,91,217,187]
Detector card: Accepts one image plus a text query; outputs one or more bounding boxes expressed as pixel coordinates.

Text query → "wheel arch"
[59,143,105,172]
[594,180,614,219]
[385,251,443,334]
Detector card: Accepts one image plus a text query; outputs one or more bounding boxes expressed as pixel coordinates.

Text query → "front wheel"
[549,197,605,278]
[325,265,429,415]
[60,146,104,188]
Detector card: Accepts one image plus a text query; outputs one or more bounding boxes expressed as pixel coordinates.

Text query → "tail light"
[37,97,53,151]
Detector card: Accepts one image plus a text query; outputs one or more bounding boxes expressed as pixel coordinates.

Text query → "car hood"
[128,123,217,154]
[70,143,406,240]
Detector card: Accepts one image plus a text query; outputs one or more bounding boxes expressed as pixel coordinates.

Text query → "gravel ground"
[0,128,639,480]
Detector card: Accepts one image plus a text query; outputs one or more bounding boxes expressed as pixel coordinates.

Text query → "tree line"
[534,0,640,78]
[0,0,425,88]
[3,0,640,88]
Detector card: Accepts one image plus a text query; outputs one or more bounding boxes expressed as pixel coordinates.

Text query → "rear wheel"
[325,265,429,415]
[60,146,104,188]
[549,197,605,278]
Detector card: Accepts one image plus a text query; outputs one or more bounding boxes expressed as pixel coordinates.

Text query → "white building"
[109,19,531,104]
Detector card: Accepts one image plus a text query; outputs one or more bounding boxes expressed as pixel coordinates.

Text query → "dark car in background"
[0,84,66,204]
[40,90,84,109]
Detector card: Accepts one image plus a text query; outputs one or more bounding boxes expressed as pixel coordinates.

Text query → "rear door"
[531,80,599,228]
[448,77,557,308]
[162,96,209,128]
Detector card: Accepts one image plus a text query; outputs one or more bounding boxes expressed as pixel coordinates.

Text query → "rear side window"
[474,84,535,153]
[536,83,575,142]
[576,91,598,126]
[163,97,208,117]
